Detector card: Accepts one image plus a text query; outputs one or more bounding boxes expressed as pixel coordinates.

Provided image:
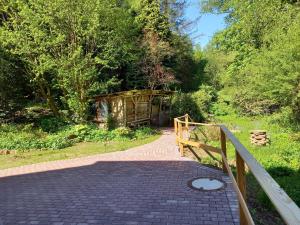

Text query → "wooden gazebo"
[93,90,174,127]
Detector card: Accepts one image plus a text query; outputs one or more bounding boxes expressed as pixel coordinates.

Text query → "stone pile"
[250,130,269,146]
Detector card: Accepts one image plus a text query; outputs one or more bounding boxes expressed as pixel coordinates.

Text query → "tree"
[0,0,137,121]
[136,0,176,90]
[0,47,29,113]
[202,0,300,119]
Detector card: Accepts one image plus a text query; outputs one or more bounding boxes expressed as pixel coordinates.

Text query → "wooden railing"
[174,114,300,225]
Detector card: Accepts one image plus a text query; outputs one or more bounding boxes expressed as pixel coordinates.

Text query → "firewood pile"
[250,130,269,146]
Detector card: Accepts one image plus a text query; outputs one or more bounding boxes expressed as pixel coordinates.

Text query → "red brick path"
[0,129,239,225]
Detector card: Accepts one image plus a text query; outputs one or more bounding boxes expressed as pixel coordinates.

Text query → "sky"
[184,0,227,47]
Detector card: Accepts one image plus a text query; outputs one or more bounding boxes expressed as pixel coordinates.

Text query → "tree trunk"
[38,81,60,116]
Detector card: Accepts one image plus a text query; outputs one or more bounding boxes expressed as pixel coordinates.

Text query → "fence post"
[220,128,228,173]
[174,119,178,145]
[185,114,189,130]
[178,122,184,157]
[236,151,247,225]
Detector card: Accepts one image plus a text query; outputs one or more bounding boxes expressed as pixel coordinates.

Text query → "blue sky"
[184,0,227,47]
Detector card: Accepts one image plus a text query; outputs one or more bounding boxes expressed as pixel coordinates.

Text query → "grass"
[215,114,300,174]
[0,134,160,170]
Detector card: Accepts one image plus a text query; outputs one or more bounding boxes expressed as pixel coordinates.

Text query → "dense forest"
[0,0,300,223]
[202,0,300,127]
[1,0,299,126]
[0,0,203,122]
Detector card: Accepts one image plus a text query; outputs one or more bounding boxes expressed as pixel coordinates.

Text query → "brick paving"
[0,129,239,225]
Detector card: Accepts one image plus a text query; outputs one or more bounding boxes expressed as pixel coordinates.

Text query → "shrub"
[39,116,69,133]
[134,126,157,139]
[171,86,216,121]
[111,127,133,139]
[210,99,234,116]
[268,107,300,131]
[191,85,216,116]
[0,120,158,151]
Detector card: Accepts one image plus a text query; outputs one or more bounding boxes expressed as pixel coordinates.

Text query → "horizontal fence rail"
[174,114,300,225]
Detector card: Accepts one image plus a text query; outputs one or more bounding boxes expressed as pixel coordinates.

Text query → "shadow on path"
[0,160,239,225]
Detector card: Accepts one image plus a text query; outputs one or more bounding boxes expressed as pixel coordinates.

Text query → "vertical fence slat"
[220,129,228,173]
[178,122,184,156]
[174,119,178,145]
[185,114,189,130]
[236,151,247,225]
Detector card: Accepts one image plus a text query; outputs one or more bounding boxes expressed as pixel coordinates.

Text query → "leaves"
[203,0,300,120]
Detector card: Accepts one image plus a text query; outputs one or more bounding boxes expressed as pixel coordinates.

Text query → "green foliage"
[171,86,215,121]
[202,0,300,124]
[136,0,170,39]
[0,121,158,151]
[171,91,203,121]
[0,0,138,121]
[0,0,199,120]
[0,47,29,113]
[134,126,157,139]
[0,124,73,150]
[39,117,69,133]
[170,37,203,91]
[191,85,216,116]
[267,107,300,131]
[210,101,232,117]
[111,127,133,139]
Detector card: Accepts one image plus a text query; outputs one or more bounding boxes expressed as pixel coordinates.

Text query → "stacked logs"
[250,130,269,146]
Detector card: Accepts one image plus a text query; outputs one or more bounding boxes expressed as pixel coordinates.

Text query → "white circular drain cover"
[188,177,225,191]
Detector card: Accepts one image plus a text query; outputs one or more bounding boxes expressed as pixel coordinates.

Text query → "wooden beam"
[220,150,255,225]
[134,96,137,122]
[185,114,189,130]
[220,129,228,173]
[174,119,217,127]
[124,97,127,126]
[236,151,247,225]
[178,123,184,156]
[178,138,221,154]
[174,119,178,145]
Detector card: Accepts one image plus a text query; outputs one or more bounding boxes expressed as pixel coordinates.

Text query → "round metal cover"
[188,177,226,191]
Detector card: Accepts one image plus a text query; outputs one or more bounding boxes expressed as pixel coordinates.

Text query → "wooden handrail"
[175,119,217,126]
[174,115,300,225]
[220,150,255,225]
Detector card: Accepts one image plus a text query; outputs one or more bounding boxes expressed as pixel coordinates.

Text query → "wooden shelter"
[93,90,174,127]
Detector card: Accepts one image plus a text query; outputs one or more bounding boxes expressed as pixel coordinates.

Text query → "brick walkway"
[0,129,239,225]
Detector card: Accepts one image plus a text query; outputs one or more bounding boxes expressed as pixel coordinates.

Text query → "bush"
[134,126,158,139]
[111,127,133,139]
[171,91,199,120]
[210,101,232,116]
[171,86,215,121]
[0,122,158,151]
[268,107,300,131]
[191,85,216,115]
[0,124,73,150]
[39,116,69,133]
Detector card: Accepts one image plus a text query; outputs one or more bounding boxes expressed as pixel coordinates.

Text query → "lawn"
[0,134,160,170]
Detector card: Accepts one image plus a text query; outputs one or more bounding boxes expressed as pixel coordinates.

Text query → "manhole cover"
[188,177,226,191]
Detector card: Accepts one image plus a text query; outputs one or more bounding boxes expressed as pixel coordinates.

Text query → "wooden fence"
[174,114,300,225]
